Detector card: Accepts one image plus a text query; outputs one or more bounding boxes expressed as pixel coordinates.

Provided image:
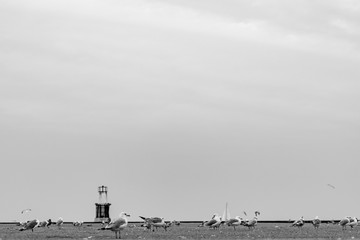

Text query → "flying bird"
[100,212,130,239]
[19,219,39,232]
[255,211,260,216]
[243,211,247,216]
[327,184,335,189]
[21,209,31,214]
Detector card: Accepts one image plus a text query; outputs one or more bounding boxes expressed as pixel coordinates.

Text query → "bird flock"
[16,210,359,239]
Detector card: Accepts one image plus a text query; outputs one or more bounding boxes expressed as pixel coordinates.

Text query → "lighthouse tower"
[94,185,111,222]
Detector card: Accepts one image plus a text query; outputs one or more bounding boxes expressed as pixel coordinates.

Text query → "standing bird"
[244,216,258,230]
[38,219,52,228]
[100,212,130,239]
[312,216,321,229]
[150,217,169,231]
[291,216,304,228]
[19,219,39,232]
[204,214,222,229]
[347,217,358,229]
[226,216,243,230]
[339,216,351,230]
[139,216,163,231]
[39,220,48,227]
[73,221,83,226]
[56,217,64,228]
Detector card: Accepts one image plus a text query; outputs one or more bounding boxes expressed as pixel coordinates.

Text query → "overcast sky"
[1,0,359,222]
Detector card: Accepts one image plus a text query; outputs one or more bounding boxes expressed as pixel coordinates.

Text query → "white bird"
[291,216,304,228]
[339,216,351,230]
[19,219,39,232]
[199,214,222,229]
[226,216,243,230]
[347,217,358,229]
[245,216,258,230]
[38,219,52,228]
[56,217,64,228]
[100,212,130,239]
[73,220,83,227]
[21,208,32,214]
[204,214,222,229]
[150,217,169,231]
[139,216,163,231]
[312,216,321,229]
[172,220,181,226]
[39,220,48,227]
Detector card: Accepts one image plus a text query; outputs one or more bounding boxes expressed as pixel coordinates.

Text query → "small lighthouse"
[94,185,111,222]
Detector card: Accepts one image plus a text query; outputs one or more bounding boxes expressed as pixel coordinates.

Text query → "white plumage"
[101,212,130,239]
[226,216,243,230]
[291,216,304,228]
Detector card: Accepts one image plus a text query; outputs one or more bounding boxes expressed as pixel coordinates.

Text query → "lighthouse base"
[94,203,111,222]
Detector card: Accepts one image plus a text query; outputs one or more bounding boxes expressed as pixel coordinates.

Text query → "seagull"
[139,216,163,231]
[312,216,321,229]
[255,211,260,217]
[46,219,52,227]
[21,208,31,214]
[100,212,130,239]
[244,216,258,230]
[339,216,351,230]
[347,217,358,229]
[204,214,222,229]
[149,217,169,231]
[171,220,181,226]
[56,217,64,228]
[38,219,52,228]
[73,221,83,227]
[226,216,243,230]
[39,220,48,227]
[291,216,304,228]
[19,219,39,232]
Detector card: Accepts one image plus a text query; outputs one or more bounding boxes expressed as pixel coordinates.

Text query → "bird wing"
[150,217,162,223]
[292,220,300,226]
[339,218,350,225]
[26,219,39,229]
[227,218,238,224]
[107,218,126,230]
[21,209,31,214]
[205,219,216,226]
